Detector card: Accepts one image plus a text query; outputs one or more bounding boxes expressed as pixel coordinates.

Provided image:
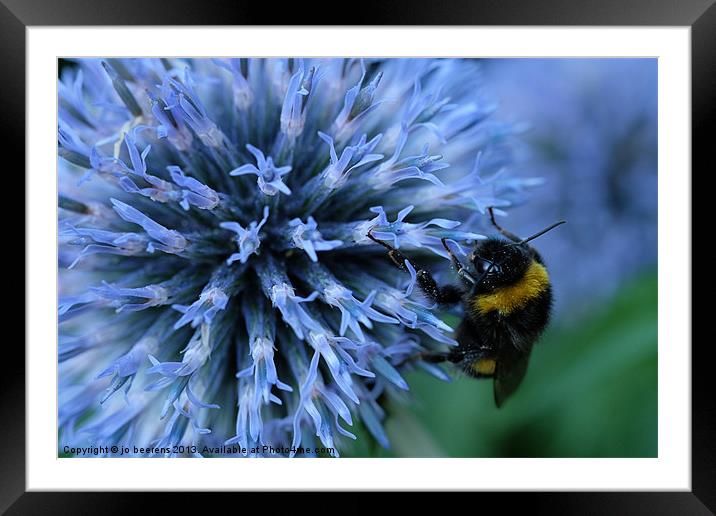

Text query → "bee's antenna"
[516,220,566,245]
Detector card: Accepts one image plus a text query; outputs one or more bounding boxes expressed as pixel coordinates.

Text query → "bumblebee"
[367,208,565,407]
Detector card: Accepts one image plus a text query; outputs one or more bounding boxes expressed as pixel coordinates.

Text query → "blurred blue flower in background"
[481,59,658,318]
[58,58,537,457]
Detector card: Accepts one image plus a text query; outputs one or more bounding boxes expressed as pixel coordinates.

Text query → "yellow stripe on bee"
[473,261,549,316]
[472,358,496,375]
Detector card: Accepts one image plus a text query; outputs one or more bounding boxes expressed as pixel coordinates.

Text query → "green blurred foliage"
[345,271,657,458]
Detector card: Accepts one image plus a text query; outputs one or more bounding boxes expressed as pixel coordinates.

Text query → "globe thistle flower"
[58,58,535,457]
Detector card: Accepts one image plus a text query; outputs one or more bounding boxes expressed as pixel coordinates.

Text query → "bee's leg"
[421,352,451,363]
[440,238,477,288]
[414,348,467,365]
[365,230,411,271]
[367,230,464,305]
[488,207,522,243]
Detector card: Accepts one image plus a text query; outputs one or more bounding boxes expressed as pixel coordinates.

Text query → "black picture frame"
[4,0,709,512]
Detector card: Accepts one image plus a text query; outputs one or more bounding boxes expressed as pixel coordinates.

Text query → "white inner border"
[27,27,691,491]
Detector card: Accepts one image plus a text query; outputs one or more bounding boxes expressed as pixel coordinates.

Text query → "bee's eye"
[475,259,502,275]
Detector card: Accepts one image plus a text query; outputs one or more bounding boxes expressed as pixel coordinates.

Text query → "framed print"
[5,0,710,512]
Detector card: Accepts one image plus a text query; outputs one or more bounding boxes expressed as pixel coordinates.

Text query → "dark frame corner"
[4,0,710,513]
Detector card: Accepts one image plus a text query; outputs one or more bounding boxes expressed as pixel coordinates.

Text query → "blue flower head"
[58,58,537,457]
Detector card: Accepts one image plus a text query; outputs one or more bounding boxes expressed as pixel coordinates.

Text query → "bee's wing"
[493,345,531,408]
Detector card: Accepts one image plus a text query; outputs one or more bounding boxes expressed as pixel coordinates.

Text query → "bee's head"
[466,217,566,294]
[469,238,533,293]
